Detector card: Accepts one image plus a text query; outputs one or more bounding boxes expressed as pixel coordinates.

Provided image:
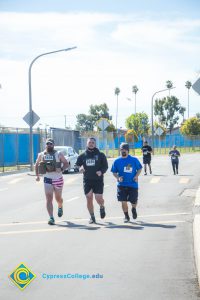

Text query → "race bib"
[86,159,95,166]
[124,164,133,173]
[44,154,54,161]
[172,156,176,160]
[143,151,148,155]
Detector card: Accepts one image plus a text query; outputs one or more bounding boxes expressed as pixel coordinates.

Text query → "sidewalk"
[193,187,200,286]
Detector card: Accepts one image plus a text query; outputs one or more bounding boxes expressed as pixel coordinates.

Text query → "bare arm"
[35,153,42,181]
[112,172,123,182]
[59,152,69,170]
[133,168,142,182]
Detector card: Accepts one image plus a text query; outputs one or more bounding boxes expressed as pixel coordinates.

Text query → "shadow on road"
[137,221,176,229]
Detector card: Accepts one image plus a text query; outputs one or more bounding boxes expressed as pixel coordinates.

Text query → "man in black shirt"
[76,137,108,224]
[169,145,180,175]
[141,141,153,175]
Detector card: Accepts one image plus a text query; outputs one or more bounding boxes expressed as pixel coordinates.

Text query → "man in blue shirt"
[111,143,142,222]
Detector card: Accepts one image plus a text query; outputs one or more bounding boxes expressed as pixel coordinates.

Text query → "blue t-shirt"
[169,150,180,162]
[111,155,142,188]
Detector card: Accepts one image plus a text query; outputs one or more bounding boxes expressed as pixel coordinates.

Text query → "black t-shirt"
[141,145,152,158]
[76,148,108,180]
[169,150,180,162]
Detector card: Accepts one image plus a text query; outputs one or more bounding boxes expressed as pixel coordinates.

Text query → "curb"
[194,214,200,286]
[0,168,30,177]
[193,187,200,286]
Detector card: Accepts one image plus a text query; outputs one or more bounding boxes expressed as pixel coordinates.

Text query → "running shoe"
[58,206,63,217]
[124,216,130,223]
[132,207,137,219]
[144,172,147,175]
[100,206,106,219]
[89,215,96,224]
[48,217,55,225]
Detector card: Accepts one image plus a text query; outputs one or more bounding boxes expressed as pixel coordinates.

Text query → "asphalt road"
[0,153,200,300]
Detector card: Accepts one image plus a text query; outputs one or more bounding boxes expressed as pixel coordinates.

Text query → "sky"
[0,0,200,130]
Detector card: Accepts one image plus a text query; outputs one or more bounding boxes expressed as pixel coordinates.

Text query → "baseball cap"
[46,138,54,145]
[120,142,129,151]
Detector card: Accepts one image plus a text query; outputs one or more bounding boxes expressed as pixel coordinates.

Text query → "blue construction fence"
[0,131,40,167]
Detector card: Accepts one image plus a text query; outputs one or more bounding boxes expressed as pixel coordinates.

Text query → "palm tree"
[115,87,120,129]
[132,85,139,114]
[179,107,186,123]
[185,81,192,119]
[166,80,173,96]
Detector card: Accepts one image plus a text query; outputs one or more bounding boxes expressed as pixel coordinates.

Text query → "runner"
[35,138,69,225]
[141,141,153,175]
[169,145,180,175]
[111,142,142,223]
[76,137,108,224]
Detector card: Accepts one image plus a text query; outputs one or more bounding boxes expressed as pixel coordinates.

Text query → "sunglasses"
[46,142,53,145]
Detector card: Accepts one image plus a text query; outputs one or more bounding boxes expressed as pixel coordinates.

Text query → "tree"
[89,103,109,122]
[125,129,138,143]
[132,85,139,114]
[185,81,192,119]
[76,103,113,132]
[75,114,94,131]
[166,80,173,96]
[125,112,150,136]
[154,96,186,133]
[196,113,200,119]
[180,117,200,136]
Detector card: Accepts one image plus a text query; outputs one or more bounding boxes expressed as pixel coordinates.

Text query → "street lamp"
[151,87,176,150]
[28,47,77,171]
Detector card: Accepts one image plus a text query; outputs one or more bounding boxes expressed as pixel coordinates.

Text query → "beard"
[121,152,127,157]
[47,146,54,152]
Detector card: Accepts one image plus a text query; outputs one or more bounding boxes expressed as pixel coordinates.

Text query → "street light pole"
[151,87,176,151]
[28,47,77,171]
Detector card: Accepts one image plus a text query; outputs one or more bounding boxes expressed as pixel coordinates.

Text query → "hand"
[118,176,123,182]
[133,176,138,182]
[79,166,85,173]
[96,171,102,176]
[36,176,40,182]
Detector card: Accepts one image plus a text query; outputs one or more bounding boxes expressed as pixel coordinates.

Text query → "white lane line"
[179,178,190,184]
[7,178,24,184]
[0,188,9,192]
[104,185,110,188]
[0,220,186,235]
[150,177,160,184]
[0,212,190,227]
[64,196,80,203]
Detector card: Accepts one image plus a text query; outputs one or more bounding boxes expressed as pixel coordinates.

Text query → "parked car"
[54,146,79,173]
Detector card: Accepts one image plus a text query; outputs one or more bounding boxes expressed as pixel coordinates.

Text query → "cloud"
[0,11,200,128]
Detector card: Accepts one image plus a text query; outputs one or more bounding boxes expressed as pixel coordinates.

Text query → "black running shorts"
[143,157,151,164]
[117,186,138,204]
[83,179,104,195]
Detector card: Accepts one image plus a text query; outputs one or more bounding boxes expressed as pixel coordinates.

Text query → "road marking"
[7,178,24,184]
[104,185,110,188]
[0,188,9,192]
[0,212,190,227]
[179,178,190,184]
[64,196,80,203]
[150,177,160,184]
[0,220,187,235]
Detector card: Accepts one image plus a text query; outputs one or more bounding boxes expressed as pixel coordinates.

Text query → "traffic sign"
[96,118,110,131]
[23,111,40,126]
[192,78,200,95]
[155,127,164,136]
